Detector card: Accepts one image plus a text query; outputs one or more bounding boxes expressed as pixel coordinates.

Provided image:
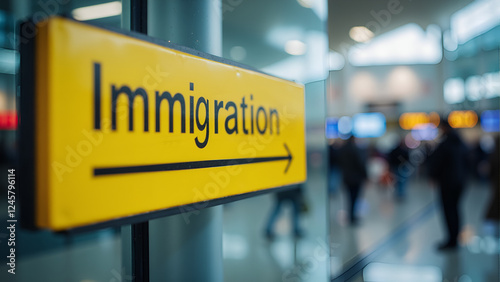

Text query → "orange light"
[448,110,478,128]
[399,112,440,130]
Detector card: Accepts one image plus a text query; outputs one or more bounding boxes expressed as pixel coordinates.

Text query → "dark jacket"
[486,138,499,220]
[428,130,469,188]
[338,139,367,187]
[388,144,409,171]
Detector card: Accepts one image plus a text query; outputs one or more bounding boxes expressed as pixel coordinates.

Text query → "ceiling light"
[451,0,500,44]
[328,51,345,71]
[72,1,122,21]
[297,0,313,8]
[349,26,374,43]
[443,30,458,51]
[348,23,442,66]
[285,40,306,56]
[444,77,465,104]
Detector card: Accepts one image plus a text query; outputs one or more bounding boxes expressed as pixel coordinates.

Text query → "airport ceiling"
[3,0,475,68]
[328,0,474,52]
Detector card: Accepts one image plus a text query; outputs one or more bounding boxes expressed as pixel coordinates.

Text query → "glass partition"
[0,1,330,281]
[328,0,499,281]
[221,1,330,281]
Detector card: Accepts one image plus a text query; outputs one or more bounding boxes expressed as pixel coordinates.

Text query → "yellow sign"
[23,17,306,231]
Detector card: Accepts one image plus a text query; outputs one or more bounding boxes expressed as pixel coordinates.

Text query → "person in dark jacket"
[388,139,411,200]
[485,136,499,223]
[428,120,469,250]
[338,136,367,225]
[328,141,342,196]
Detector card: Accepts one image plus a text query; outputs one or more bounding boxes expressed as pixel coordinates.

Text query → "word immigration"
[94,63,281,149]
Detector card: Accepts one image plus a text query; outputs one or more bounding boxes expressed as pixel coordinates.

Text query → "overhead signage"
[352,112,386,138]
[20,17,306,231]
[481,110,500,132]
[448,110,478,128]
[325,117,339,139]
[0,111,17,130]
[399,112,440,130]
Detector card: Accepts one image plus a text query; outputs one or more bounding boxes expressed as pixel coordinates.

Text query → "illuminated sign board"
[0,111,17,130]
[448,110,478,128]
[325,117,339,139]
[352,112,386,138]
[399,112,440,130]
[20,17,306,231]
[411,124,438,141]
[481,110,499,132]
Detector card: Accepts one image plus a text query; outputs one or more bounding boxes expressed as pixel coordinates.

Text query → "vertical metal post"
[132,222,149,282]
[131,0,148,34]
[129,1,149,281]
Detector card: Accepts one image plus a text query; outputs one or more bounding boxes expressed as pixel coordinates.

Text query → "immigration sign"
[20,17,306,231]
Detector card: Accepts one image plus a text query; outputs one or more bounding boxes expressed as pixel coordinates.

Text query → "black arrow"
[94,143,293,176]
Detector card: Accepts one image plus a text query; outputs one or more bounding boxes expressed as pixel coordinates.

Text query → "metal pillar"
[121,1,151,281]
[147,0,222,55]
[147,1,223,281]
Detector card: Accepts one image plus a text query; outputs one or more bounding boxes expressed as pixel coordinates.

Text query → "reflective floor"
[329,178,435,275]
[223,169,330,282]
[1,171,497,281]
[350,181,500,282]
[223,176,500,282]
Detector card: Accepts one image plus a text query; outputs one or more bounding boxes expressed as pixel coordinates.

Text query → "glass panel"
[1,1,330,281]
[329,0,500,280]
[0,1,122,282]
[221,1,330,281]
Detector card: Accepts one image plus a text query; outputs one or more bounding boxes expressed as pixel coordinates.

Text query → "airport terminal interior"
[0,0,499,281]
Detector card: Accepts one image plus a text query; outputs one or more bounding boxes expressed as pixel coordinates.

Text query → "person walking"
[485,136,499,226]
[388,139,410,200]
[428,120,469,250]
[265,184,305,239]
[328,141,342,196]
[338,136,367,225]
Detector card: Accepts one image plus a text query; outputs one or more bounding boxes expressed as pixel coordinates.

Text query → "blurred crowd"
[327,119,499,249]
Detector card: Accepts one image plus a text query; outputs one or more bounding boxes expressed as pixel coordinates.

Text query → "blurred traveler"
[338,136,367,225]
[388,139,410,200]
[471,139,489,181]
[328,141,342,196]
[428,120,469,250]
[485,136,499,224]
[265,184,305,239]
